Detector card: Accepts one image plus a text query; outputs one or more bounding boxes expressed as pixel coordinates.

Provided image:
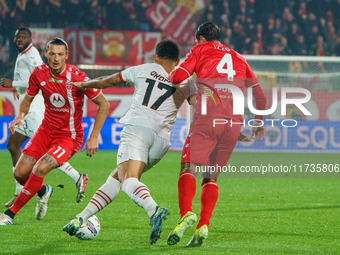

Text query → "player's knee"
[7,140,18,154]
[32,163,49,177]
[14,170,29,185]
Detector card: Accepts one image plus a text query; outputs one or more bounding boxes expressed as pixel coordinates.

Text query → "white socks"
[122,177,157,217]
[77,176,120,221]
[13,166,23,196]
[58,162,80,183]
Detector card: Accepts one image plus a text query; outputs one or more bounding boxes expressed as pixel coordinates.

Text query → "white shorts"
[15,112,43,138]
[117,125,170,171]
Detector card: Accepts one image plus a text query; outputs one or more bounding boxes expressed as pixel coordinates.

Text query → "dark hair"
[16,27,32,37]
[195,22,221,42]
[46,37,69,51]
[155,40,180,62]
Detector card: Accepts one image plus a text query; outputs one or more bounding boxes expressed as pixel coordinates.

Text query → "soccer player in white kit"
[0,28,88,205]
[63,40,192,244]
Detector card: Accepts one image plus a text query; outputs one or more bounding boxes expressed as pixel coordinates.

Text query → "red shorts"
[181,118,241,166]
[22,126,82,166]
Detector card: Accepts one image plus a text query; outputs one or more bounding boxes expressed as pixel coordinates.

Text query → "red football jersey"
[27,63,101,141]
[172,42,260,121]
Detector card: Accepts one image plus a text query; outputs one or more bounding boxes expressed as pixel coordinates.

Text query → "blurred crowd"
[206,0,340,56]
[0,0,340,74]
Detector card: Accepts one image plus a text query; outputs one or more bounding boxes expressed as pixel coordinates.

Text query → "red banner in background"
[146,0,206,48]
[64,29,162,66]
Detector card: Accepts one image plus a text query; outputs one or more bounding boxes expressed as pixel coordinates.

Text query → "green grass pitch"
[0,150,340,254]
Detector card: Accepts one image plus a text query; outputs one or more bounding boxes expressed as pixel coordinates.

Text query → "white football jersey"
[120,63,191,140]
[13,43,44,115]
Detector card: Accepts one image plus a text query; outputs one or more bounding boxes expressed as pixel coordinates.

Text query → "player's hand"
[252,122,265,142]
[73,82,85,90]
[238,132,254,142]
[12,88,20,100]
[9,118,23,134]
[82,137,98,157]
[0,78,13,88]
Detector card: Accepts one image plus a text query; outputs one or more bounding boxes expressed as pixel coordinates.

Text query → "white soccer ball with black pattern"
[75,215,101,240]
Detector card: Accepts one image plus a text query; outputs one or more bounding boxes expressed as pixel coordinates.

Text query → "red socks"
[10,173,44,214]
[178,172,196,218]
[197,181,219,229]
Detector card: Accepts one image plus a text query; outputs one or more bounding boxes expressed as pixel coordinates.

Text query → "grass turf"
[0,150,339,254]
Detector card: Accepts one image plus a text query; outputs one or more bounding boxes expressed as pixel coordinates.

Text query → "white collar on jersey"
[20,43,33,55]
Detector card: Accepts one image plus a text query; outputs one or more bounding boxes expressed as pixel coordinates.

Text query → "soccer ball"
[75,215,101,240]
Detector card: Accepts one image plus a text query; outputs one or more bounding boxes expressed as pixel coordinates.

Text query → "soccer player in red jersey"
[0,38,109,225]
[167,22,266,247]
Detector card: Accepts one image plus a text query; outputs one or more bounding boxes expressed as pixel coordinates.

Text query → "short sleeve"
[120,66,138,84]
[26,69,40,97]
[85,88,102,100]
[77,70,102,100]
[245,62,260,88]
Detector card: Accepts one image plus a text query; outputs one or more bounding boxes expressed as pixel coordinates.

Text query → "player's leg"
[63,167,121,236]
[120,125,170,244]
[57,162,88,203]
[167,162,198,246]
[178,134,198,219]
[63,167,120,235]
[0,153,36,224]
[187,123,241,247]
[168,124,216,246]
[5,127,28,207]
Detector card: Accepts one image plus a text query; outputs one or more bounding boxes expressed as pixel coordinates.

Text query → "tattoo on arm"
[83,73,122,89]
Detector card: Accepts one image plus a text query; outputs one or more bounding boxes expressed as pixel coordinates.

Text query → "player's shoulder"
[66,64,88,79]
[230,49,247,63]
[31,63,49,75]
[65,64,82,75]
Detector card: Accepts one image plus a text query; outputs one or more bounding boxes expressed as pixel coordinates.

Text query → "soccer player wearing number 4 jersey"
[0,38,109,225]
[63,40,195,245]
[167,22,267,247]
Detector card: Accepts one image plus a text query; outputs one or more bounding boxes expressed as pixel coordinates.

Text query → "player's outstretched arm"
[0,78,13,88]
[73,73,122,90]
[82,93,109,157]
[9,94,34,134]
[252,121,265,142]
[238,132,254,142]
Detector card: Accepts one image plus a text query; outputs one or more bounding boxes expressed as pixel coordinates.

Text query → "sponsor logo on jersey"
[40,81,46,86]
[49,77,63,83]
[66,81,72,90]
[50,93,66,107]
[83,76,89,82]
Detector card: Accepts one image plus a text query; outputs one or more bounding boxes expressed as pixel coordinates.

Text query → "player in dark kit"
[167,22,267,247]
[0,38,109,225]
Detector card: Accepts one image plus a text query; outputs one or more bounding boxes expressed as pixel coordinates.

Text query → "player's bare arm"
[252,120,265,141]
[73,73,122,90]
[9,94,34,134]
[238,132,254,142]
[0,78,13,88]
[82,93,109,157]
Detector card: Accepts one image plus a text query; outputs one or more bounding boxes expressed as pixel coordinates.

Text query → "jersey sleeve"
[245,62,260,88]
[120,66,138,84]
[171,48,198,84]
[77,70,102,100]
[26,69,40,97]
